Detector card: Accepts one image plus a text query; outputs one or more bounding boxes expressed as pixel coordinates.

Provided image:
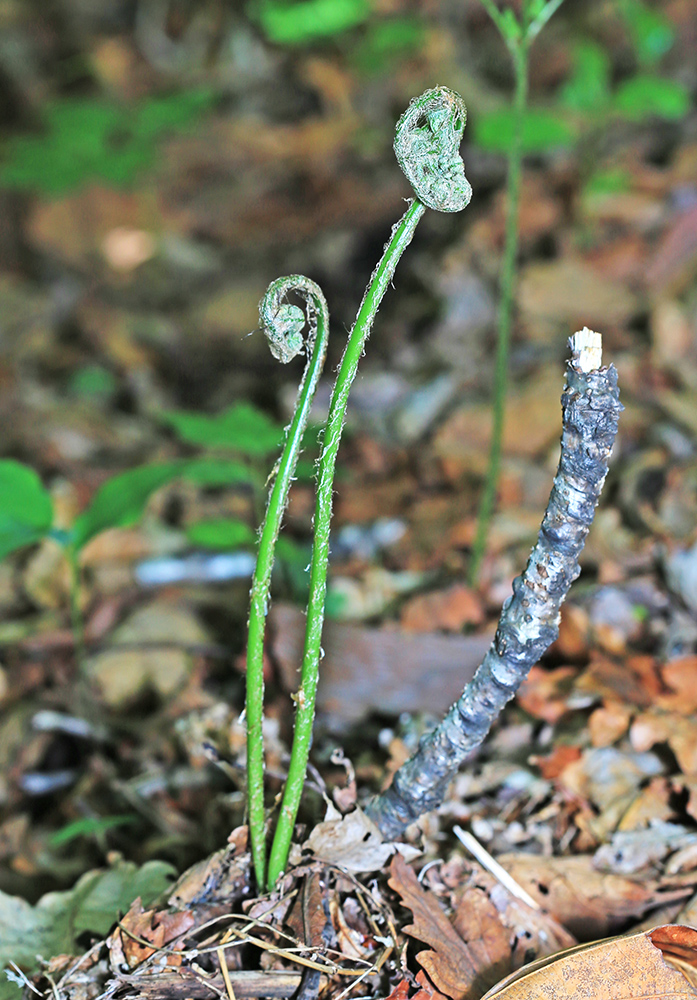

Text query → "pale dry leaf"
[304,804,419,873]
[480,925,697,1000]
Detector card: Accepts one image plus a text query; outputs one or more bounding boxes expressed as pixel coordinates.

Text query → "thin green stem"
[266,198,426,889]
[528,0,567,41]
[469,40,529,586]
[246,277,329,890]
[67,546,86,672]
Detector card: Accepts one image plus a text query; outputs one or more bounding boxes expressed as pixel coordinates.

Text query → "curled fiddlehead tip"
[394,87,472,214]
[259,274,328,365]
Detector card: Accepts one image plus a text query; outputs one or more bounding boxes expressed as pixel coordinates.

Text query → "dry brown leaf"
[659,657,697,714]
[108,898,194,969]
[269,603,491,729]
[400,584,484,632]
[516,665,577,724]
[631,711,697,776]
[413,969,451,1000]
[389,853,479,1000]
[481,925,697,1000]
[588,701,632,747]
[451,887,510,994]
[497,854,692,939]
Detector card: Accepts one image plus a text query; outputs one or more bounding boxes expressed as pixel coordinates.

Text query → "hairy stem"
[268,87,472,889]
[266,199,425,889]
[470,40,529,585]
[246,276,329,889]
[265,86,472,889]
[366,330,622,838]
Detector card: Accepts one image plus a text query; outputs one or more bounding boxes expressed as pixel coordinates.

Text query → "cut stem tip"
[570,327,603,373]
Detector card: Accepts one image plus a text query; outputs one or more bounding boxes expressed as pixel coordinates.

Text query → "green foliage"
[0,89,215,197]
[0,461,53,561]
[614,73,690,120]
[620,0,675,66]
[186,518,257,549]
[181,457,257,486]
[48,814,138,848]
[351,18,426,76]
[71,462,185,551]
[583,167,632,197]
[559,40,611,113]
[251,0,370,45]
[474,108,575,153]
[68,364,118,401]
[160,402,283,455]
[0,858,175,973]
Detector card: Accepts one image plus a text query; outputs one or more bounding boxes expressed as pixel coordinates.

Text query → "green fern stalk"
[266,88,472,889]
[246,276,329,889]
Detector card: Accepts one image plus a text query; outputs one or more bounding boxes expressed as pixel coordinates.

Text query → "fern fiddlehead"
[265,87,472,889]
[247,276,329,889]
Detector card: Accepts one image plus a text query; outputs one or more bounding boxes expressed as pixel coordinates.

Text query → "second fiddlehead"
[246,275,329,889]
[265,87,472,889]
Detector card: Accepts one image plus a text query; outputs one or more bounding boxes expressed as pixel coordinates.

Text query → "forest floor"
[2,1,697,998]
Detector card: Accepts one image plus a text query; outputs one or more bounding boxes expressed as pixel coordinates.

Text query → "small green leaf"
[186,518,257,549]
[252,0,370,44]
[473,108,575,153]
[500,8,522,42]
[72,462,184,551]
[620,0,675,65]
[614,73,690,120]
[0,460,53,560]
[582,168,632,197]
[160,403,284,455]
[182,457,257,486]
[68,364,118,400]
[48,814,138,848]
[0,859,175,972]
[559,40,612,113]
[351,18,426,76]
[0,90,216,197]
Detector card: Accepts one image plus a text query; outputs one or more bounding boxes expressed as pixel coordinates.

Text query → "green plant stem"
[67,546,86,672]
[266,198,426,889]
[469,38,530,586]
[246,277,330,890]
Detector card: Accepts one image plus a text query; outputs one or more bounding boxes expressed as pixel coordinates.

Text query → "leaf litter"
[3,2,697,999]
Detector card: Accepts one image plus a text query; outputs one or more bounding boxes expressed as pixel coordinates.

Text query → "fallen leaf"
[269,603,491,729]
[304,804,419,873]
[481,925,697,1000]
[389,852,480,1000]
[588,701,633,747]
[516,666,577,724]
[400,584,484,632]
[108,897,194,968]
[498,853,694,938]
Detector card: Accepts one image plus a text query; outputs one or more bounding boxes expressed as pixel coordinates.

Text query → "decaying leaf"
[389,852,479,1000]
[497,853,696,938]
[107,897,194,969]
[304,804,419,873]
[481,924,697,999]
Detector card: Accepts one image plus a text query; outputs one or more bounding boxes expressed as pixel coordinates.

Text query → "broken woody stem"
[365,329,622,839]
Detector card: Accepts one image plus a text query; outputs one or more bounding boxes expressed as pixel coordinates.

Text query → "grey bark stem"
[364,331,622,839]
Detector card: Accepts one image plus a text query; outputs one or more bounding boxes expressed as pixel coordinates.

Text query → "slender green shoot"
[266,88,472,889]
[246,276,330,889]
[469,0,567,585]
